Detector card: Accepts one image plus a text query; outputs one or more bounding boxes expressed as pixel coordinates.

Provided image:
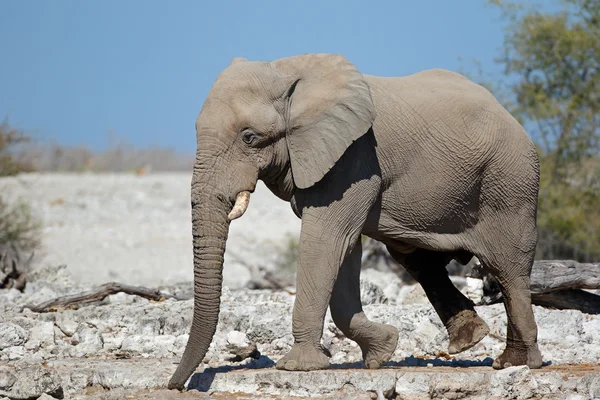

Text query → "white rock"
[101,333,123,352]
[71,325,103,356]
[2,366,63,399]
[490,366,538,399]
[22,286,58,305]
[3,346,25,361]
[0,323,28,349]
[0,288,22,302]
[359,279,388,305]
[55,313,79,336]
[466,277,484,303]
[29,321,55,347]
[0,369,16,391]
[24,340,40,351]
[226,330,250,347]
[565,395,586,400]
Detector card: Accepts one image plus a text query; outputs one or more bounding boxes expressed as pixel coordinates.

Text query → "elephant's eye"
[242,130,258,145]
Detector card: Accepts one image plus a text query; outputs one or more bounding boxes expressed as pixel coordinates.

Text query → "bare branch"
[24,282,188,313]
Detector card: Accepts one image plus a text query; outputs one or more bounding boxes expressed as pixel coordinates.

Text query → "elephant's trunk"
[168,193,230,390]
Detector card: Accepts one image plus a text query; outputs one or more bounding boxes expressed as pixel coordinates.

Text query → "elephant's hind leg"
[477,239,542,369]
[386,247,489,354]
[330,243,399,369]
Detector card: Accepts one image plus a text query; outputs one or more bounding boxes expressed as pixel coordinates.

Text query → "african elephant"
[167,53,542,390]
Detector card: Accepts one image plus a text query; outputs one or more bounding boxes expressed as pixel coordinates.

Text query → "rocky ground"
[1,173,599,399]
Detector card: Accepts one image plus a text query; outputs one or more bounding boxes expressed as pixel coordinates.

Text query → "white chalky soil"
[1,172,301,288]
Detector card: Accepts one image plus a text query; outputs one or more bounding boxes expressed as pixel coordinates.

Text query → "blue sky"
[1,1,512,153]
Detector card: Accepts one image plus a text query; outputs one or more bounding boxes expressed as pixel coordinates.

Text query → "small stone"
[5,346,25,360]
[71,325,103,355]
[226,330,250,348]
[427,363,433,368]
[466,277,484,303]
[8,366,63,399]
[24,340,41,351]
[101,333,124,351]
[55,313,79,336]
[0,288,22,302]
[490,365,538,399]
[0,370,16,390]
[359,279,388,305]
[0,323,28,349]
[29,321,55,347]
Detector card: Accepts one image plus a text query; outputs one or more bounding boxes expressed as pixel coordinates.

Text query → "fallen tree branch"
[474,260,600,313]
[530,260,600,293]
[531,289,600,314]
[24,282,185,313]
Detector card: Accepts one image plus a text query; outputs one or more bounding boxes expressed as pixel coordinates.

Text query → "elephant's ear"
[272,54,376,189]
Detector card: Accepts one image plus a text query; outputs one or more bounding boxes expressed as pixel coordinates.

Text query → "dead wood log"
[531,289,600,314]
[24,282,185,313]
[529,260,600,293]
[476,260,600,313]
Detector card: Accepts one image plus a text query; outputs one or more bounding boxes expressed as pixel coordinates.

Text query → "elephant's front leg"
[330,243,399,368]
[276,175,380,371]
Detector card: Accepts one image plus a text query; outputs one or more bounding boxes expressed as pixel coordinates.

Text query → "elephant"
[167,53,542,390]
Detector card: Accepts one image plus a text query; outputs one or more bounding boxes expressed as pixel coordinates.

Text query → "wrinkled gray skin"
[168,54,542,390]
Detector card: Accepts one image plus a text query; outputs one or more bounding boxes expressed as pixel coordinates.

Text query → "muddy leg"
[330,243,399,368]
[387,247,489,354]
[478,250,542,369]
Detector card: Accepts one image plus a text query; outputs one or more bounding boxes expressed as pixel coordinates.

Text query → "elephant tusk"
[227,191,251,221]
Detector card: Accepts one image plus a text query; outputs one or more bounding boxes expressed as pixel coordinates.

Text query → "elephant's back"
[365,71,535,163]
[364,72,539,242]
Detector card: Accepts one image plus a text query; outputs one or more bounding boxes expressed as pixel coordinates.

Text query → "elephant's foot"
[446,310,490,354]
[492,342,542,369]
[360,323,399,369]
[276,343,330,371]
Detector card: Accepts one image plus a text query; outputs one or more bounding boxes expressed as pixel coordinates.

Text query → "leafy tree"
[472,0,600,261]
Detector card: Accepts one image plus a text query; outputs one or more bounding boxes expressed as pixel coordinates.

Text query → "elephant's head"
[168,54,376,390]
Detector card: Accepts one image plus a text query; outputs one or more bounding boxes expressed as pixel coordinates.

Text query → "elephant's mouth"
[227,190,251,221]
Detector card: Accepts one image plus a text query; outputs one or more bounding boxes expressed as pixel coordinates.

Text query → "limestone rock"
[490,366,538,399]
[0,366,63,400]
[0,323,27,350]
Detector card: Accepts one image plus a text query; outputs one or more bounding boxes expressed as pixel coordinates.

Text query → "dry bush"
[0,120,41,289]
[0,196,41,253]
[0,119,35,176]
[15,132,195,173]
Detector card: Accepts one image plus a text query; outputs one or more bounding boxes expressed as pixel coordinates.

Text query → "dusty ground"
[1,173,301,288]
[1,173,599,399]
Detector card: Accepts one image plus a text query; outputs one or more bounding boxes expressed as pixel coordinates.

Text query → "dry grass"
[12,131,194,173]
